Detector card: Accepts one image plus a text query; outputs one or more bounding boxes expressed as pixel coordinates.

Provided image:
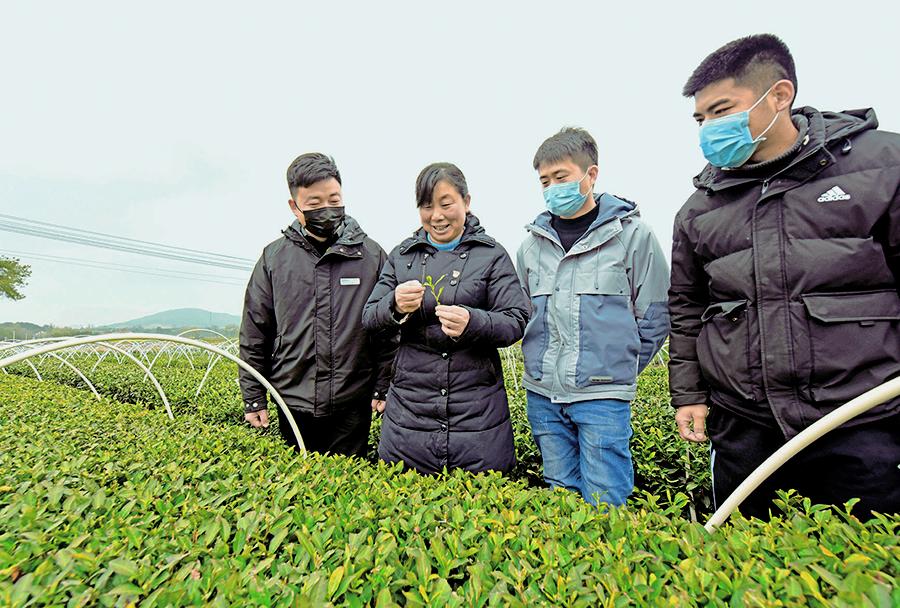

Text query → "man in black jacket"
[239,153,397,457]
[670,34,900,518]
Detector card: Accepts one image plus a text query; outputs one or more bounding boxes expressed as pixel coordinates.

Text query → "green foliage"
[6,347,709,517]
[0,257,31,301]
[1,374,898,607]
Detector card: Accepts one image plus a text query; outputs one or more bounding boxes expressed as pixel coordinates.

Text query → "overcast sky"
[2,1,898,326]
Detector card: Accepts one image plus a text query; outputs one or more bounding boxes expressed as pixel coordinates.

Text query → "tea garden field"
[0,345,897,606]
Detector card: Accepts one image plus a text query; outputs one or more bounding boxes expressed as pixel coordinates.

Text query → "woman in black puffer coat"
[362,162,529,474]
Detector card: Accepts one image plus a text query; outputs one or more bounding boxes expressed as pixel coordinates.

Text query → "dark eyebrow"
[693,97,732,118]
[539,169,569,180]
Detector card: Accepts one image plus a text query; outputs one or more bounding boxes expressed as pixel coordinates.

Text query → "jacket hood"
[694,107,879,191]
[398,213,496,254]
[282,214,367,249]
[528,192,638,236]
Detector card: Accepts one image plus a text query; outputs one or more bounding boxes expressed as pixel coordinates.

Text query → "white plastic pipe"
[0,333,305,453]
[95,341,175,420]
[705,375,900,531]
[45,352,101,400]
[2,338,175,420]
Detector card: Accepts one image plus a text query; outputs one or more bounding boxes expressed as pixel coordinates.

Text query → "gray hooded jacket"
[517,193,670,403]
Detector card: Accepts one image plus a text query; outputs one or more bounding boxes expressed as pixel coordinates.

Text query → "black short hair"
[532,127,598,172]
[682,34,797,99]
[286,152,341,197]
[415,162,469,207]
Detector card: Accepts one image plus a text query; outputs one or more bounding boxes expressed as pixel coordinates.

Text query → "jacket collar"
[398,213,496,255]
[693,106,878,193]
[282,215,367,259]
[526,192,637,246]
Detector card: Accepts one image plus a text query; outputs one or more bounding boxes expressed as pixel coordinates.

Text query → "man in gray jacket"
[517,127,670,506]
[240,152,397,457]
[670,34,900,518]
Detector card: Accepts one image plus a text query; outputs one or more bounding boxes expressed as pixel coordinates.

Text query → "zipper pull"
[761,180,770,194]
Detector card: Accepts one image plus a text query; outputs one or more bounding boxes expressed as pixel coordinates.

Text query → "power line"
[0,213,253,263]
[0,214,255,271]
[1,249,248,287]
[0,220,253,270]
[0,221,254,271]
[0,248,247,282]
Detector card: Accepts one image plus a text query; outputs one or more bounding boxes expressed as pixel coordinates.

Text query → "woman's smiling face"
[419,179,470,243]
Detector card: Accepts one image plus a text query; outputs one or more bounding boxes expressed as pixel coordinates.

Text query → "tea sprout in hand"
[423,274,446,306]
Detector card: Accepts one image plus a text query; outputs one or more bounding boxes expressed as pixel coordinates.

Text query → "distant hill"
[104,308,240,330]
[0,322,47,340]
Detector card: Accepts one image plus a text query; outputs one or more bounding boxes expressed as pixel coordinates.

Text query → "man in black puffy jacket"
[670,34,900,518]
[239,153,397,457]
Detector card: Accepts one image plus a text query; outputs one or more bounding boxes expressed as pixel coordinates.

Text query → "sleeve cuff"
[244,401,268,413]
[670,393,709,408]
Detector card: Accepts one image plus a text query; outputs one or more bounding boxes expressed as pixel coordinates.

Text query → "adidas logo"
[817,186,851,202]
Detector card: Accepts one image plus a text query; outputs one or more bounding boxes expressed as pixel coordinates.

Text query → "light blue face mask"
[699,85,780,168]
[542,170,593,217]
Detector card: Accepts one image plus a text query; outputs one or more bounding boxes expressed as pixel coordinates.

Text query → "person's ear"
[463,194,471,212]
[772,79,795,112]
[588,165,600,189]
[288,199,304,223]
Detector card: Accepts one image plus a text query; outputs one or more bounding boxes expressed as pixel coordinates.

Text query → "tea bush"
[1,374,897,607]
[6,348,711,517]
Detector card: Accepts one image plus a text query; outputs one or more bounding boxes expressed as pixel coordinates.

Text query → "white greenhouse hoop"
[705,376,900,531]
[94,341,175,420]
[0,333,304,453]
[44,352,101,400]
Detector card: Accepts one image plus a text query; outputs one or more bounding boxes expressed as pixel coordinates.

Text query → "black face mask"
[302,206,345,239]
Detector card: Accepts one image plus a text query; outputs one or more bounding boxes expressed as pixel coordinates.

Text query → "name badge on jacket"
[340,277,361,286]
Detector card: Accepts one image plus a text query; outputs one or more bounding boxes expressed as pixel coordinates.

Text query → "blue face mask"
[698,85,780,168]
[543,170,593,217]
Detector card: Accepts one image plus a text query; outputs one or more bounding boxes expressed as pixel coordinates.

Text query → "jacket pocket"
[522,285,552,381]
[696,300,758,402]
[801,290,900,404]
[574,271,640,388]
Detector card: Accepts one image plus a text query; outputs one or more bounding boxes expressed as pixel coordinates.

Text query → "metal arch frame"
[174,330,237,397]
[22,359,43,382]
[91,350,113,373]
[499,346,519,391]
[195,353,223,397]
[177,328,231,342]
[146,341,199,373]
[95,341,175,420]
[43,352,101,400]
[0,333,305,453]
[1,336,172,420]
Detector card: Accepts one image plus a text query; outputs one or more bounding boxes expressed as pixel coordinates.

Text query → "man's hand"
[371,399,385,414]
[245,409,270,428]
[435,305,470,338]
[675,404,708,442]
[395,280,425,314]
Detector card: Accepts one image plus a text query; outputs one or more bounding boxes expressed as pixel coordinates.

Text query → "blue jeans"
[526,391,633,506]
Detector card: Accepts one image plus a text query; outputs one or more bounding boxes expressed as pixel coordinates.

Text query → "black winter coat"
[239,217,397,416]
[362,215,529,474]
[669,107,900,438]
